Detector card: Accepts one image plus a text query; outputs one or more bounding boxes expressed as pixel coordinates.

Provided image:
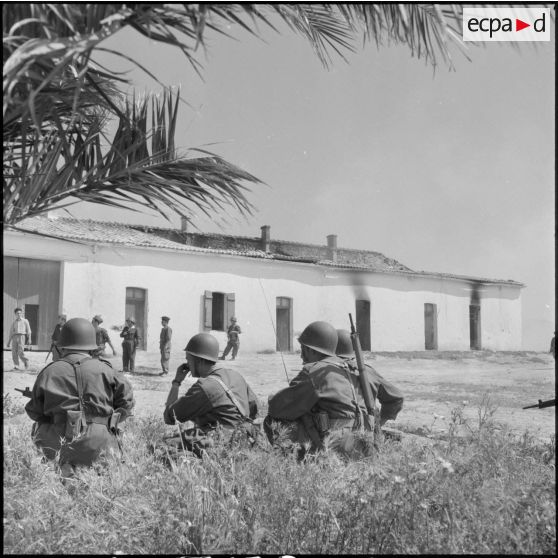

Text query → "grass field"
[3,349,556,554]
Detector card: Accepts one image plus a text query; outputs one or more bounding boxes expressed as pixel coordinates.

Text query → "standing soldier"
[163,332,259,457]
[120,317,140,374]
[550,331,555,360]
[25,318,134,478]
[7,307,32,370]
[159,316,172,376]
[91,315,117,358]
[50,314,67,361]
[220,316,242,360]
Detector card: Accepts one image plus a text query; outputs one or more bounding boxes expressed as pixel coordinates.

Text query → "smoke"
[347,271,369,300]
[470,281,482,305]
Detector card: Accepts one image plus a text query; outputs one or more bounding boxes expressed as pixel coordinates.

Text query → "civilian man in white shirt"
[7,307,32,370]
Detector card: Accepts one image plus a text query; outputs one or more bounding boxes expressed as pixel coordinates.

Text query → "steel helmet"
[298,321,338,357]
[58,318,98,350]
[336,329,355,358]
[184,333,219,362]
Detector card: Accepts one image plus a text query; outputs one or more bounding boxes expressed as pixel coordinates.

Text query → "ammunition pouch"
[64,410,87,440]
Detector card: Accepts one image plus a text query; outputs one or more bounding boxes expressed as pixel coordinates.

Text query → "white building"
[3,215,523,352]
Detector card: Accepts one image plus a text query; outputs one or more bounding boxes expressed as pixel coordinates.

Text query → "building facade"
[3,216,523,352]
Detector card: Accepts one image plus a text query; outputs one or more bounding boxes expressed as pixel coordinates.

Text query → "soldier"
[550,332,555,360]
[163,332,259,457]
[264,321,403,460]
[7,307,32,370]
[50,314,67,361]
[25,318,134,477]
[91,315,117,358]
[158,316,172,376]
[120,317,140,373]
[219,316,242,360]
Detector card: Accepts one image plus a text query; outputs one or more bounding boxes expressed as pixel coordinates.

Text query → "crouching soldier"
[25,318,135,477]
[264,321,403,460]
[162,332,259,458]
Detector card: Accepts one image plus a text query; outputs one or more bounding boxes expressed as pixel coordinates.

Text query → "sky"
[63,11,555,350]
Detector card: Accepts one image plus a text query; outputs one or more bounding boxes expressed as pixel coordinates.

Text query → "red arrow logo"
[516,18,530,31]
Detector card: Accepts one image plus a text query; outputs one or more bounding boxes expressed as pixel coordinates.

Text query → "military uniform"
[25,353,134,467]
[50,321,64,361]
[221,322,242,360]
[120,324,140,372]
[266,355,404,456]
[159,323,172,374]
[164,364,258,429]
[93,326,112,357]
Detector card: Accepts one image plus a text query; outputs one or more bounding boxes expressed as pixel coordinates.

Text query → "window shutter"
[203,291,213,331]
[226,293,236,325]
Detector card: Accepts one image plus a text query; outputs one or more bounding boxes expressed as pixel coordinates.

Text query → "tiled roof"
[9,216,523,286]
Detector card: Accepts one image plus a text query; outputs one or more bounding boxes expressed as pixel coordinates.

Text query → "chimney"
[181,216,189,233]
[261,225,271,252]
[327,234,338,263]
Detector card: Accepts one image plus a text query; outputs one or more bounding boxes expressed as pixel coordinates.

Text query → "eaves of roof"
[7,216,524,287]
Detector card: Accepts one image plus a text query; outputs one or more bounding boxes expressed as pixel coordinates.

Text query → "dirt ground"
[3,349,556,442]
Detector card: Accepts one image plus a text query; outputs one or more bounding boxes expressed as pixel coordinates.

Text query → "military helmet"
[336,329,355,358]
[126,316,135,323]
[184,333,219,362]
[92,314,103,324]
[298,321,338,357]
[58,318,98,350]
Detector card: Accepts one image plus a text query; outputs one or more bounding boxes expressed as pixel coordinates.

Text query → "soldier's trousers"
[122,341,137,372]
[32,422,120,466]
[160,346,170,373]
[222,340,239,359]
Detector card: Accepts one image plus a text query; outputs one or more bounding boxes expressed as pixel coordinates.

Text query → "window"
[204,291,235,331]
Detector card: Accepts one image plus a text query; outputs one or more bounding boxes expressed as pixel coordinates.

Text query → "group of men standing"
[21,313,403,476]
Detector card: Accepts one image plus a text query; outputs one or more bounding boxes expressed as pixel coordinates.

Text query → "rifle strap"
[341,364,367,432]
[207,375,250,421]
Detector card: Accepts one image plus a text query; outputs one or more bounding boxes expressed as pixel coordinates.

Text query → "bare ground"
[3,349,556,442]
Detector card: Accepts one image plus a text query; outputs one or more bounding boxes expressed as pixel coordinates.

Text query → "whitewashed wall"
[4,231,523,352]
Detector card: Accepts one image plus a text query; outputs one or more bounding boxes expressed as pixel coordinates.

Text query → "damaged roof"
[9,215,524,287]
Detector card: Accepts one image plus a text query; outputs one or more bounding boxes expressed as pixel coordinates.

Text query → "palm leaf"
[3,3,480,229]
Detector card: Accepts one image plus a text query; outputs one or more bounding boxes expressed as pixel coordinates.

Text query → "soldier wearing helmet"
[163,332,259,457]
[24,318,134,477]
[219,316,242,360]
[265,321,353,458]
[120,317,140,373]
[335,329,404,428]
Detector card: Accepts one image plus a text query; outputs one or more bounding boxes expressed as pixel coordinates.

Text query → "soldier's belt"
[44,413,111,426]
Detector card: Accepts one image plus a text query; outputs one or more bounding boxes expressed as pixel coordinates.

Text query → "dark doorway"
[355,299,371,351]
[276,297,292,351]
[424,303,438,350]
[469,305,481,350]
[24,304,39,346]
[126,287,147,350]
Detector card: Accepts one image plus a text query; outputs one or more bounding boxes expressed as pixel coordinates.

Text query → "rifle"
[14,387,32,398]
[348,313,376,421]
[45,343,54,362]
[522,398,556,410]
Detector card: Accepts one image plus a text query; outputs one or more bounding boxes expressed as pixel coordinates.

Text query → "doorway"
[424,303,438,350]
[125,287,147,350]
[355,299,371,351]
[469,305,481,350]
[276,297,292,351]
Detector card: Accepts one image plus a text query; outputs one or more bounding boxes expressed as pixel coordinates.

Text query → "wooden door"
[276,297,292,351]
[424,303,438,350]
[355,299,371,351]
